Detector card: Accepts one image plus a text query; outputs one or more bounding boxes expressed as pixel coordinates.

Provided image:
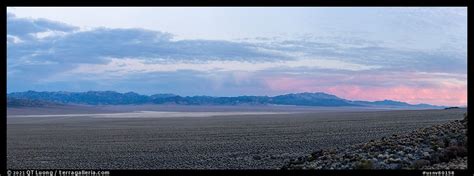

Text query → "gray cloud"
[250,39,466,75]
[7,13,78,39]
[8,28,288,66]
[7,14,466,98]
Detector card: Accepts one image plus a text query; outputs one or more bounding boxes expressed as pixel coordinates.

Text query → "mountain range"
[7,91,445,109]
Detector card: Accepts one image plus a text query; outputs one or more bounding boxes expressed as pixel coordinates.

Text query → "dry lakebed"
[7,105,466,169]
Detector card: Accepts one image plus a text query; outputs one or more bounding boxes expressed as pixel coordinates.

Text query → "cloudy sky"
[7,7,467,106]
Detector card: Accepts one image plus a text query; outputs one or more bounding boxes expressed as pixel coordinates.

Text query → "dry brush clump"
[283,112,468,170]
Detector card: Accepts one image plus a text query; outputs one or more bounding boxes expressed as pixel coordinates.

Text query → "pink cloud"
[263,75,467,106]
[324,85,467,106]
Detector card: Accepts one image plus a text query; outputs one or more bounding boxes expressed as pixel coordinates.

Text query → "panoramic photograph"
[6,7,467,170]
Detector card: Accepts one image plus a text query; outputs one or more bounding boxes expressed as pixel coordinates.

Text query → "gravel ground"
[421,157,467,170]
[7,108,466,169]
[283,111,467,170]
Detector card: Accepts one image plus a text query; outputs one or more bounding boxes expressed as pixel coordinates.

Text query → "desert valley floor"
[7,105,466,169]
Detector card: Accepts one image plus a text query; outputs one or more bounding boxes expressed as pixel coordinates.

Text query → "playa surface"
[7,106,466,169]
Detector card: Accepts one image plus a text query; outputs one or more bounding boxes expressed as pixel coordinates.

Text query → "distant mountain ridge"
[7,97,64,107]
[7,90,445,109]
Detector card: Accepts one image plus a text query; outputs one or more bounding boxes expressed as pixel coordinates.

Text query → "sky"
[6,7,467,106]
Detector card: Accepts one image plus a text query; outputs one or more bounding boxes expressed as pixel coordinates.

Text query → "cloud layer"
[7,9,467,106]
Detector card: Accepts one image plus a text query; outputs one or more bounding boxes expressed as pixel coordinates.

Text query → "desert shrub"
[439,145,467,163]
[311,149,323,158]
[289,158,305,165]
[448,146,467,157]
[443,137,451,148]
[448,139,459,147]
[439,152,450,162]
[355,160,373,169]
[443,148,456,161]
[430,153,441,164]
[411,159,430,169]
[460,136,468,146]
[431,145,439,151]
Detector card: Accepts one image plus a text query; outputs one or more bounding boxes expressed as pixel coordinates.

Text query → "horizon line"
[7,90,466,107]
